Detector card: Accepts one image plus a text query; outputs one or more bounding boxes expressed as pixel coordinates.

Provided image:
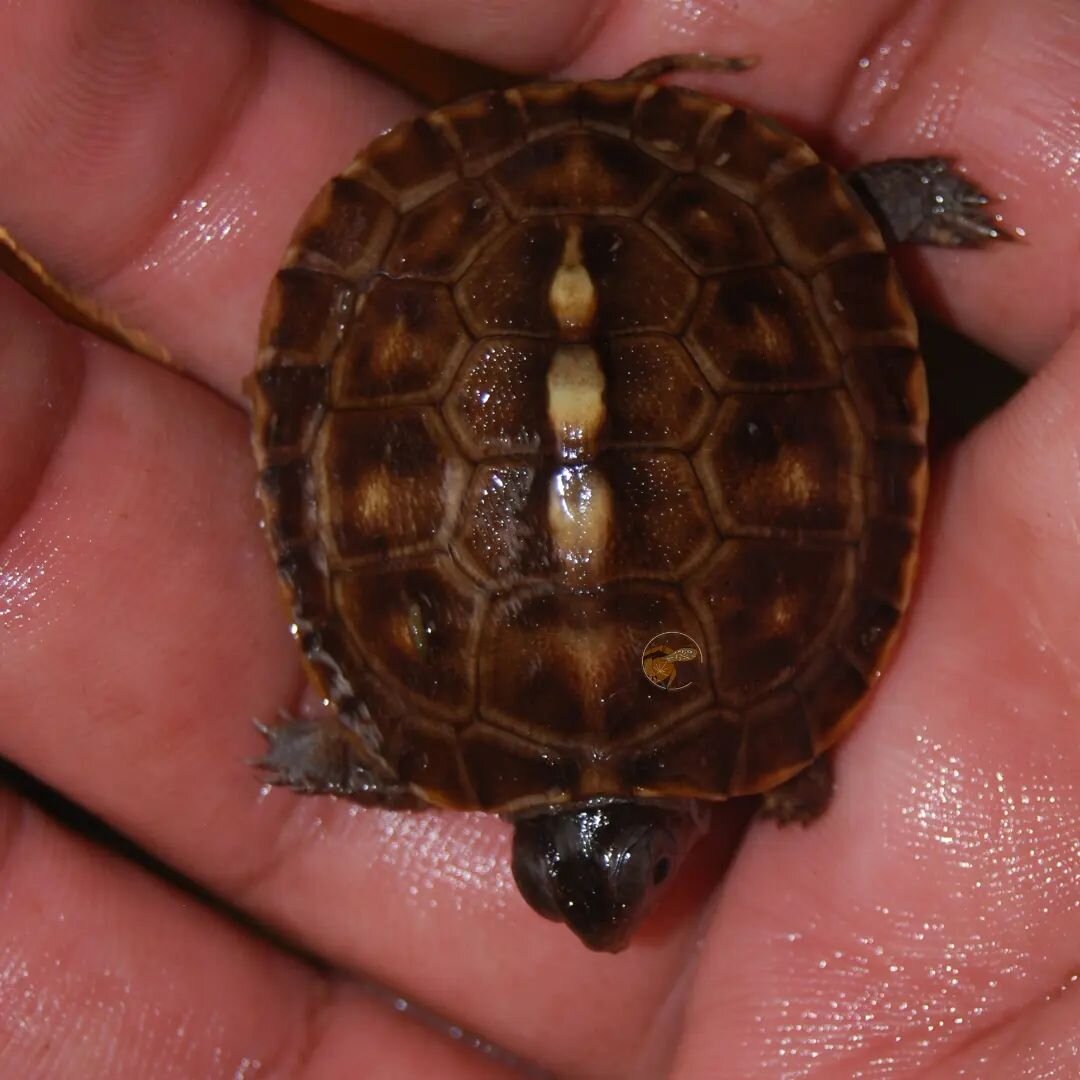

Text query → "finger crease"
[83,13,273,295]
[832,0,954,163]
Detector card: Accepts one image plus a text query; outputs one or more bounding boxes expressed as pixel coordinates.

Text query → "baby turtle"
[249,54,1007,952]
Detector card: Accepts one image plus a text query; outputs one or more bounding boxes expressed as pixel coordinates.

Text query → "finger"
[4,0,1071,1067]
[586,0,1078,370]
[672,322,1080,1074]
[4,0,1074,396]
[0,273,715,1076]
[0,0,412,398]
[0,783,522,1078]
[317,0,1079,370]
[305,0,613,72]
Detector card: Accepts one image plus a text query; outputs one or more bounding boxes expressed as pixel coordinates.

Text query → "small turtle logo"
[641,632,703,692]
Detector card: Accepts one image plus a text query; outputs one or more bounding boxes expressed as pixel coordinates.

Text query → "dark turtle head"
[510,799,707,952]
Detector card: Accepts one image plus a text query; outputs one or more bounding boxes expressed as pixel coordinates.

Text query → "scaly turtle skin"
[249,55,1007,952]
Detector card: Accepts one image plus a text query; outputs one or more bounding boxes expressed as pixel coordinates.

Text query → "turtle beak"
[558,886,639,953]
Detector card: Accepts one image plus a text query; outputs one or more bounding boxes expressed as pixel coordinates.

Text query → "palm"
[1,2,1077,1076]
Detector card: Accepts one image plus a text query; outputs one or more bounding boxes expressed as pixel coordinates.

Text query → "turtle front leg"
[847,157,1010,247]
[253,716,421,808]
[759,753,834,826]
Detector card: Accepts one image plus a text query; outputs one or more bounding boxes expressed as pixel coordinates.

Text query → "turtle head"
[510,799,707,952]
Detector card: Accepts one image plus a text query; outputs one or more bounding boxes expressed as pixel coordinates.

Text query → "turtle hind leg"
[252,715,421,808]
[759,754,834,826]
[847,157,1011,247]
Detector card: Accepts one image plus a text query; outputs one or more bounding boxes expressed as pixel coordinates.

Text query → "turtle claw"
[250,715,339,793]
[848,156,1013,247]
[250,716,420,806]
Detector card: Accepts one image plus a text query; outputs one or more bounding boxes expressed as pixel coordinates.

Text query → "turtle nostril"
[653,856,671,885]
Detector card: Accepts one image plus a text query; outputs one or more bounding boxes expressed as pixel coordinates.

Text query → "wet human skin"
[0,1,1075,1077]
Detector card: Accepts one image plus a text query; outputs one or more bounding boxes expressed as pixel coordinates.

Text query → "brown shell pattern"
[251,78,928,813]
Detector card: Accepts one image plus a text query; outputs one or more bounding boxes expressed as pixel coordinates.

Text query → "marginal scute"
[844,346,928,442]
[734,691,813,794]
[262,268,354,362]
[699,109,818,203]
[289,177,396,277]
[577,80,645,136]
[510,81,580,138]
[258,459,316,547]
[275,545,332,630]
[866,439,927,522]
[361,116,460,208]
[431,90,526,174]
[250,366,327,456]
[861,519,918,607]
[687,268,838,389]
[842,595,902,677]
[325,680,384,739]
[795,649,868,751]
[633,85,725,170]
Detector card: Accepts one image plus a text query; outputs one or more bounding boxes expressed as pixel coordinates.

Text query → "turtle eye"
[653,856,672,886]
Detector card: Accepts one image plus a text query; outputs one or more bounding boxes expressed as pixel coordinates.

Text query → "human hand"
[1,1,1077,1076]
